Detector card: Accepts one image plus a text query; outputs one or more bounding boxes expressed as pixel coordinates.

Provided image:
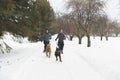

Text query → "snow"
[0,34,120,80]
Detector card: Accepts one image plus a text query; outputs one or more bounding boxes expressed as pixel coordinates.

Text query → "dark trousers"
[58,41,64,51]
[44,41,49,52]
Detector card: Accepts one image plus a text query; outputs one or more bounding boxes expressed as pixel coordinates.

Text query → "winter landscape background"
[0,0,120,80]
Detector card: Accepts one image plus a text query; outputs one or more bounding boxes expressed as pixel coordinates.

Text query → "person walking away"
[42,29,51,53]
[55,29,66,54]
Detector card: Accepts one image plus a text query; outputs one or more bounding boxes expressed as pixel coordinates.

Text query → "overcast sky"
[48,0,120,21]
[105,0,120,21]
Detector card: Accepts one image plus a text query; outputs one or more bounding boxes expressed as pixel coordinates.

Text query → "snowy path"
[13,40,105,80]
[1,36,120,80]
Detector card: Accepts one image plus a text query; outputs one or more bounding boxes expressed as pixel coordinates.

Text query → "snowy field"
[0,34,120,80]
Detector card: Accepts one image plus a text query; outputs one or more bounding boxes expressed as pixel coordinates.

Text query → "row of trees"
[52,0,120,47]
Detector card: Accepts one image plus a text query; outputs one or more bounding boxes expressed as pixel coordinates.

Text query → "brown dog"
[55,47,62,62]
[46,43,51,58]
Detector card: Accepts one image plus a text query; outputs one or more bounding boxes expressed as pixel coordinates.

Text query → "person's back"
[57,33,65,42]
[42,29,51,52]
[43,32,51,42]
[55,29,66,53]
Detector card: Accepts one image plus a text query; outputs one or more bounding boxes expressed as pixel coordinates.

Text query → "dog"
[55,47,62,62]
[46,43,51,58]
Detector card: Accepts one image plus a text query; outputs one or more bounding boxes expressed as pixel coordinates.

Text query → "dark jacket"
[42,32,51,42]
[56,33,66,42]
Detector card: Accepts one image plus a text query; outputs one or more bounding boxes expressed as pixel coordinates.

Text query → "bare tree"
[108,21,120,37]
[67,0,105,47]
[94,14,109,40]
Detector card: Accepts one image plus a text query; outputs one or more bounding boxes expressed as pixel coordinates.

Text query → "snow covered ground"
[0,34,120,80]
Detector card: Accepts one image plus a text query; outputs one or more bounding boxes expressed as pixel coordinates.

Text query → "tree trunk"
[78,36,82,44]
[100,35,103,41]
[70,35,73,41]
[87,35,91,47]
[116,33,118,37]
[105,36,108,41]
[77,35,82,44]
[105,32,108,41]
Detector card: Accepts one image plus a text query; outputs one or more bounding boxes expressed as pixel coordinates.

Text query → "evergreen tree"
[0,0,54,53]
[0,0,54,41]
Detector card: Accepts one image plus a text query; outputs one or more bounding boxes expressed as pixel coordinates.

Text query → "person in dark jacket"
[42,29,51,53]
[55,29,66,53]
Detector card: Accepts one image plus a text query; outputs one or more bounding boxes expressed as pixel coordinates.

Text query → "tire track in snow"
[74,51,107,80]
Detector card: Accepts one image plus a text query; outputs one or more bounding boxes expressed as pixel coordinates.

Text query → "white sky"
[105,0,120,21]
[48,0,67,13]
[48,0,120,21]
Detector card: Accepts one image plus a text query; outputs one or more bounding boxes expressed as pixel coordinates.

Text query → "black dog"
[55,47,62,62]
